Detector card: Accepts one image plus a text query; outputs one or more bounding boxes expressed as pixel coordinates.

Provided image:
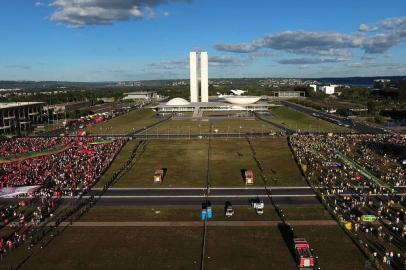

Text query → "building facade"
[189,51,209,103]
[0,102,45,134]
[123,91,157,100]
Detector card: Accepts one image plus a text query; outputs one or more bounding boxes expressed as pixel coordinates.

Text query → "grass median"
[86,108,158,135]
[269,106,351,133]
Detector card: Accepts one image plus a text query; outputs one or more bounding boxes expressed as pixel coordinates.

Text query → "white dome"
[166,98,191,106]
[224,96,261,105]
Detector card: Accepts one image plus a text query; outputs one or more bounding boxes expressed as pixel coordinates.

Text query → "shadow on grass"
[240,169,247,184]
[277,223,297,264]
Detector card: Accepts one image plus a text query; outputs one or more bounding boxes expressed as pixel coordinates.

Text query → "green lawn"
[79,206,280,222]
[6,227,203,270]
[209,139,266,186]
[295,226,368,270]
[250,138,307,186]
[113,138,304,187]
[80,206,201,222]
[269,106,351,133]
[282,205,332,220]
[79,205,332,222]
[95,139,139,188]
[206,225,368,270]
[205,227,297,270]
[116,140,209,187]
[85,108,158,135]
[147,118,278,135]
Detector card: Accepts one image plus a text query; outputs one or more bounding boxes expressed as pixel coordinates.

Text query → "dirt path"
[51,220,337,227]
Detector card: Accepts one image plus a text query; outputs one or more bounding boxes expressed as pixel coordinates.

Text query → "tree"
[398,79,406,101]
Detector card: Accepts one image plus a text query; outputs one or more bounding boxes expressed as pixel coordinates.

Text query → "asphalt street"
[78,186,405,207]
[81,187,320,206]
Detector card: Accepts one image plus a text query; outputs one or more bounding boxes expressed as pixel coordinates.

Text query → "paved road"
[77,187,405,207]
[80,187,320,206]
[2,186,402,207]
[281,101,384,134]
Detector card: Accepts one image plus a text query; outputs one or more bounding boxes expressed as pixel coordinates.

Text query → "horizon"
[1,0,406,81]
[0,75,404,84]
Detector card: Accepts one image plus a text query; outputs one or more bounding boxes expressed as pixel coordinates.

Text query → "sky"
[0,0,406,81]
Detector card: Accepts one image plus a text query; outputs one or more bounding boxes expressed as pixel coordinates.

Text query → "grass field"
[206,225,366,270]
[7,227,203,270]
[209,139,264,186]
[296,225,368,270]
[4,226,366,270]
[269,106,350,133]
[250,138,306,186]
[205,227,297,270]
[116,140,209,187]
[95,139,139,188]
[114,138,304,187]
[1,207,364,270]
[79,205,331,222]
[79,206,278,222]
[282,205,332,220]
[85,108,158,135]
[146,118,278,135]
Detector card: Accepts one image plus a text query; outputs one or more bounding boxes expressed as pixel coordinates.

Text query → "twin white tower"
[190,51,209,103]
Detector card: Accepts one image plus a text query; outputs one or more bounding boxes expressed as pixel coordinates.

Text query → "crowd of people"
[0,137,70,158]
[290,133,405,269]
[0,136,127,256]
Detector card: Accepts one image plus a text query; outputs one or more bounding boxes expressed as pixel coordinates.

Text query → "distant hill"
[0,76,405,89]
[301,76,406,87]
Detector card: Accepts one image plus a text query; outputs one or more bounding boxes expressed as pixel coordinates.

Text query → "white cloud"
[276,58,344,65]
[358,23,379,32]
[346,62,403,69]
[50,0,192,27]
[214,16,406,64]
[149,55,248,70]
[381,17,406,30]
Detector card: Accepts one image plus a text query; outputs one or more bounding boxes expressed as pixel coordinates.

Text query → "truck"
[153,169,164,183]
[245,170,254,185]
[252,199,264,215]
[293,238,315,269]
[225,202,234,218]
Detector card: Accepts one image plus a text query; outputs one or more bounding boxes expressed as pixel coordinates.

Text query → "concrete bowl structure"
[166,98,191,106]
[224,96,261,105]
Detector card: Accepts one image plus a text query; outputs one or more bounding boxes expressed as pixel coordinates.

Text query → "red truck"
[245,170,254,185]
[294,238,315,269]
[154,169,164,183]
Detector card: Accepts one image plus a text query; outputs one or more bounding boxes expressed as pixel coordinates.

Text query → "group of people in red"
[0,136,127,255]
[0,137,69,157]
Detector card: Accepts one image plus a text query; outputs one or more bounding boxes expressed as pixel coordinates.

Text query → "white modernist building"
[320,85,337,95]
[190,51,209,102]
[154,51,272,116]
[309,84,337,95]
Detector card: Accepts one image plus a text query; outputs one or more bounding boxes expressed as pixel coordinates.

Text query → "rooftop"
[0,102,45,110]
[124,91,157,95]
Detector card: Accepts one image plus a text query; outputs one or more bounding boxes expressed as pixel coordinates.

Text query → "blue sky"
[0,0,406,81]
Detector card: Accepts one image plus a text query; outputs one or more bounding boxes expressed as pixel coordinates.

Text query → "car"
[225,202,234,218]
